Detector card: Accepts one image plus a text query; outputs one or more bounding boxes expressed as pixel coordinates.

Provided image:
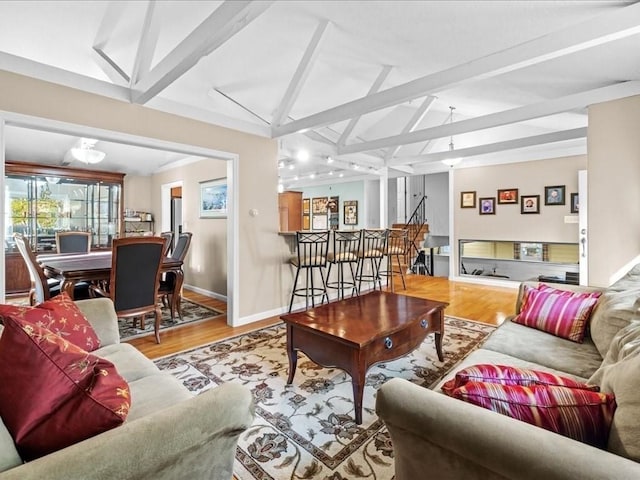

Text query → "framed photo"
[200,177,227,218]
[302,198,310,214]
[312,197,328,214]
[460,191,476,208]
[344,200,358,225]
[570,193,579,213]
[544,185,566,205]
[521,194,540,214]
[497,188,519,204]
[479,197,496,215]
[312,214,328,230]
[302,214,310,230]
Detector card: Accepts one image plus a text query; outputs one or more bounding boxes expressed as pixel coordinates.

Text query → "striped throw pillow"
[513,285,601,342]
[452,381,616,448]
[441,364,599,396]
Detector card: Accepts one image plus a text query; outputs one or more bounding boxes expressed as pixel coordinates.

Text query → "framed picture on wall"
[497,188,519,204]
[312,197,328,214]
[460,191,476,208]
[303,214,310,230]
[344,200,358,225]
[544,185,566,205]
[199,177,227,218]
[570,193,579,213]
[312,214,328,230]
[479,197,496,215]
[302,198,310,214]
[521,194,540,214]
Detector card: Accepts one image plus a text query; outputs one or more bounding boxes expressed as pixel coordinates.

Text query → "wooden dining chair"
[108,236,166,343]
[158,232,192,320]
[160,231,174,257]
[55,231,92,254]
[14,233,61,305]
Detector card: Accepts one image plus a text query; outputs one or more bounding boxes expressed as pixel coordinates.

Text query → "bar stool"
[355,228,388,292]
[288,231,330,312]
[326,230,361,300]
[381,228,409,291]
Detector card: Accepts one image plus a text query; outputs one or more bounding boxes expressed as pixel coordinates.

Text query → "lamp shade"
[71,148,106,164]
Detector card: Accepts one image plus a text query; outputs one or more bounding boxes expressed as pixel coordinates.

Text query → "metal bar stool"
[381,228,409,291]
[326,230,361,300]
[355,228,388,292]
[288,231,330,312]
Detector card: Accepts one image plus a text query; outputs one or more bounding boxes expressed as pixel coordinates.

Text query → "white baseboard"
[183,283,227,302]
[451,275,520,289]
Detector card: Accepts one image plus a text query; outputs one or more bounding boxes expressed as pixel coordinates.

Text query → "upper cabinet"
[4,162,124,254]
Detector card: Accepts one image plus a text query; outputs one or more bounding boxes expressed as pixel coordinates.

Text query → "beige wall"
[588,94,640,287]
[454,156,585,243]
[0,70,288,321]
[123,175,152,214]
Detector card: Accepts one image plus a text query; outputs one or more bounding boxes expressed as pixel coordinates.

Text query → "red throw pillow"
[0,293,100,351]
[451,381,616,448]
[441,364,599,396]
[512,285,601,342]
[0,316,130,461]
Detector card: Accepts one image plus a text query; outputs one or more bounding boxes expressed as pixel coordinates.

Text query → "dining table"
[37,251,184,319]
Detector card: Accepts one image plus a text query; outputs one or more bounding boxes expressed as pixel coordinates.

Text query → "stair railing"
[404,195,428,269]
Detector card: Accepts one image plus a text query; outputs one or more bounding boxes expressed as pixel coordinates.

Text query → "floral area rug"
[155,316,495,480]
[118,299,224,341]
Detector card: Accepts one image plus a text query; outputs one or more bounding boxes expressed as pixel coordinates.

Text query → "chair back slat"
[14,233,50,303]
[56,232,91,254]
[110,237,164,313]
[359,229,388,258]
[331,230,361,263]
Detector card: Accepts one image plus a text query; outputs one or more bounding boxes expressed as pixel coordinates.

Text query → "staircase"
[393,195,429,273]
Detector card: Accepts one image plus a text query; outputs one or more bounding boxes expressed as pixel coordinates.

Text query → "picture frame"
[544,185,566,205]
[302,198,310,215]
[344,200,358,225]
[460,191,476,208]
[302,214,310,230]
[328,196,339,230]
[497,188,519,204]
[199,177,227,218]
[312,197,328,214]
[520,194,540,214]
[312,214,328,230]
[570,193,579,213]
[479,197,496,215]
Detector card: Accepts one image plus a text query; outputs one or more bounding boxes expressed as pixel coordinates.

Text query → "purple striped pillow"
[513,285,601,342]
[452,382,616,448]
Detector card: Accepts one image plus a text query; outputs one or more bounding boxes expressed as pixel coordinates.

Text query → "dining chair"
[288,230,330,312]
[108,236,166,343]
[158,232,192,320]
[160,231,174,257]
[326,230,361,300]
[14,233,61,305]
[355,228,388,292]
[55,231,91,254]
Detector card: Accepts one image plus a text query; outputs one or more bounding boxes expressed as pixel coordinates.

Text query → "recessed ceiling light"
[310,172,316,179]
[339,173,344,178]
[327,156,333,164]
[278,161,285,169]
[296,149,310,162]
[328,171,333,175]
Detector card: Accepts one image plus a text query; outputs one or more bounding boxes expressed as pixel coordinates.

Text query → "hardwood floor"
[130,275,518,360]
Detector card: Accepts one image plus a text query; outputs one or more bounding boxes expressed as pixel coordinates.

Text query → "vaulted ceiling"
[1,1,639,184]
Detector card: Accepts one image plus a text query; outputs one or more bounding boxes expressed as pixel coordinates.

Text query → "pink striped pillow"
[513,285,601,342]
[441,364,599,396]
[452,382,616,448]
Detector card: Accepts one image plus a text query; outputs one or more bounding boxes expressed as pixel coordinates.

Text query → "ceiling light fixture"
[71,138,106,164]
[327,156,333,164]
[310,172,316,179]
[442,106,462,167]
[278,160,285,169]
[296,149,310,162]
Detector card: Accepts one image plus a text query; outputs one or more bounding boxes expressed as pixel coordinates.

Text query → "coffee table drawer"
[368,316,440,362]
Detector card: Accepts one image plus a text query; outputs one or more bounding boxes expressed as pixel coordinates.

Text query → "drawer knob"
[421,319,428,328]
[384,337,393,349]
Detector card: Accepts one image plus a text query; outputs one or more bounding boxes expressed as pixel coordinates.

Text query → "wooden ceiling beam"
[383,95,436,161]
[271,2,640,137]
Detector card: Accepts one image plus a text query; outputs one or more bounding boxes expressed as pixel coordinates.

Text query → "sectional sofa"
[0,297,255,480]
[376,269,640,479]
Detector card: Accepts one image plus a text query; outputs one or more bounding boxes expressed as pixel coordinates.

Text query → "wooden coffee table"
[280,290,448,424]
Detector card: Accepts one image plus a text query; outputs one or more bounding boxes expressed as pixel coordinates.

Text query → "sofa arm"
[0,383,254,480]
[75,297,120,346]
[376,378,640,480]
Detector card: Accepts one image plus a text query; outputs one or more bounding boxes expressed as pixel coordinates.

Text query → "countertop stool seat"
[355,228,388,292]
[288,231,330,312]
[326,230,361,300]
[381,228,409,292]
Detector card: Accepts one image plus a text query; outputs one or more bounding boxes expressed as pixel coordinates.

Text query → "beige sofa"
[0,297,255,480]
[376,270,640,480]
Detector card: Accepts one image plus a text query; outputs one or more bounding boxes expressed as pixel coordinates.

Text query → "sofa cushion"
[0,292,100,351]
[75,297,121,346]
[126,374,193,422]
[450,381,616,448]
[589,288,640,357]
[482,320,603,379]
[513,285,600,342]
[0,417,22,473]
[588,321,640,461]
[0,316,130,461]
[94,343,161,382]
[441,364,599,396]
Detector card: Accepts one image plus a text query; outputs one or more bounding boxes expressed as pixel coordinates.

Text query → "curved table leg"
[170,269,184,320]
[286,325,298,384]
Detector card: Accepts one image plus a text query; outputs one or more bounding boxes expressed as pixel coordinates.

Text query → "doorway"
[170,186,182,253]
